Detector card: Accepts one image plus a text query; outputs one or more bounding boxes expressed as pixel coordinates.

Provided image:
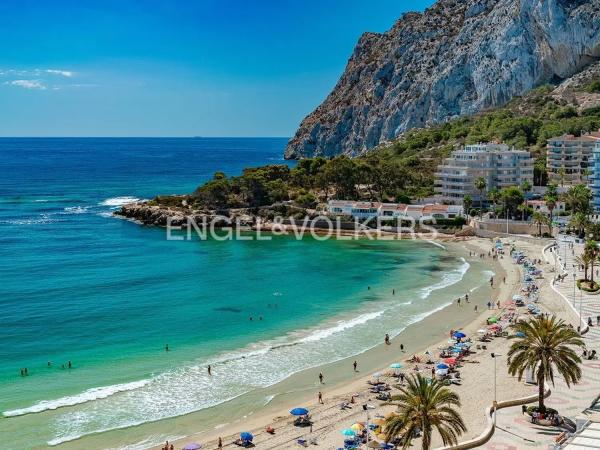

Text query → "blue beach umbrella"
[453,331,466,339]
[240,432,253,442]
[341,429,356,437]
[436,363,449,370]
[290,407,309,416]
[515,332,525,338]
[389,363,402,369]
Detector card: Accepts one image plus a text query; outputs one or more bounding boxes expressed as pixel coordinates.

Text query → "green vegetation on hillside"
[154,79,600,211]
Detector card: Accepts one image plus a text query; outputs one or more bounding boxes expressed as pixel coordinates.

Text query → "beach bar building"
[327,200,463,220]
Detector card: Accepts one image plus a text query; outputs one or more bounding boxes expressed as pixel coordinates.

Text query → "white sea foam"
[299,311,384,343]
[3,379,150,417]
[99,196,142,207]
[62,206,89,214]
[425,239,446,249]
[419,257,470,299]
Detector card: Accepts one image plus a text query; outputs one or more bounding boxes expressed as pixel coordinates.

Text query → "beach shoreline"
[118,236,518,450]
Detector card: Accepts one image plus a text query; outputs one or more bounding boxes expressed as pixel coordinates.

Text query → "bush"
[526,406,558,416]
[586,80,600,93]
[577,279,600,292]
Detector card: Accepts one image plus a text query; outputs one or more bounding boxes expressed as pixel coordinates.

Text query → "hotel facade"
[434,143,534,205]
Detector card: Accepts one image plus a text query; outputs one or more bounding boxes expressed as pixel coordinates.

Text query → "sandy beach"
[142,235,556,450]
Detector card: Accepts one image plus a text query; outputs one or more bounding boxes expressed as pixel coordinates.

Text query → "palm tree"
[520,180,532,221]
[474,177,487,211]
[584,240,599,284]
[384,374,466,450]
[558,167,566,187]
[564,184,592,217]
[574,254,591,281]
[507,316,584,412]
[569,212,589,238]
[544,183,559,236]
[531,211,548,236]
[463,195,473,222]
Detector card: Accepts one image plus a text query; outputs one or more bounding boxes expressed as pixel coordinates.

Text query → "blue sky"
[0,0,434,137]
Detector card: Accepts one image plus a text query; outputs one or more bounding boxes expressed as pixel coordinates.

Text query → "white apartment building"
[434,143,534,205]
[546,132,600,185]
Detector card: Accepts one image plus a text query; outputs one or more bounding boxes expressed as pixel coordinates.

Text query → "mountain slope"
[285,0,600,159]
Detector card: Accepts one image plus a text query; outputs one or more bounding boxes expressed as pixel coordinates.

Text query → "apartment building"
[434,143,534,205]
[546,132,600,185]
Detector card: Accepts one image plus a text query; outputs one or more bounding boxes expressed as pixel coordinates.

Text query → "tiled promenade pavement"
[483,237,600,450]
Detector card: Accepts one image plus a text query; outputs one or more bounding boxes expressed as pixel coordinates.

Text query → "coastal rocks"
[285,0,600,158]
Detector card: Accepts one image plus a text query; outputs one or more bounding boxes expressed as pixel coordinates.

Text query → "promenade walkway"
[483,237,600,450]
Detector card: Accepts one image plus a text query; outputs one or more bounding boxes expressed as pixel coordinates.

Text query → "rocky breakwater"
[114,202,233,227]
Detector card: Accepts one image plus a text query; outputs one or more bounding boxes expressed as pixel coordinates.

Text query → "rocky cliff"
[285,0,600,159]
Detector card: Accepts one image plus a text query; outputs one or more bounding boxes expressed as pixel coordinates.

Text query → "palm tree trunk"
[549,208,554,235]
[592,260,595,284]
[538,372,545,412]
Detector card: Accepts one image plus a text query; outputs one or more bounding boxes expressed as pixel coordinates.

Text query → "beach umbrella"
[389,363,402,369]
[477,329,487,334]
[183,444,201,450]
[436,363,449,370]
[453,331,466,339]
[515,332,525,338]
[435,369,448,376]
[290,407,309,416]
[341,429,356,437]
[351,423,365,432]
[372,372,382,379]
[444,357,457,365]
[371,418,386,426]
[488,317,498,324]
[240,432,253,442]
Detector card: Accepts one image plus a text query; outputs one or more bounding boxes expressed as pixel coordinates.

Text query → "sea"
[0,138,493,449]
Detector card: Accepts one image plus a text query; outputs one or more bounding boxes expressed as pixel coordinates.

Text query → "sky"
[0,0,434,137]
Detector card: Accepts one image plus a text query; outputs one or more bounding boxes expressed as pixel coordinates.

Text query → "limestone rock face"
[285,0,600,159]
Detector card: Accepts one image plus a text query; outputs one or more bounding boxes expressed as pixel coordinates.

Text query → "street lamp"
[491,353,500,425]
[573,272,577,306]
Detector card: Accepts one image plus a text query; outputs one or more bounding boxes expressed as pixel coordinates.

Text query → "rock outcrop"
[285,0,600,159]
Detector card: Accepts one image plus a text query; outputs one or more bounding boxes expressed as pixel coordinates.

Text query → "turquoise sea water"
[0,138,489,449]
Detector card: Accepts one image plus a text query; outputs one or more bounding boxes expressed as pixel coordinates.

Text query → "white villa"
[327,200,464,220]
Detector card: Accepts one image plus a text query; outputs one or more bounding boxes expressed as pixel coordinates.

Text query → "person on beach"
[319,372,324,384]
[490,277,494,287]
[392,289,395,295]
[457,297,461,307]
[318,391,323,404]
[400,343,404,352]
[474,305,478,312]
[496,300,500,309]
[384,334,390,345]
[208,365,212,376]
[399,372,405,384]
[218,437,222,449]
[597,315,600,326]
[487,301,492,310]
[465,293,469,303]
[353,360,358,372]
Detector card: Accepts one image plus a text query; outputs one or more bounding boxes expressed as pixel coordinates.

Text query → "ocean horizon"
[0,138,492,449]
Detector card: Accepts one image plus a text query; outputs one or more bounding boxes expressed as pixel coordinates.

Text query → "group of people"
[20,360,72,376]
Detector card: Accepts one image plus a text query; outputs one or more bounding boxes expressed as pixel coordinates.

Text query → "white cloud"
[6,79,47,90]
[45,69,74,77]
